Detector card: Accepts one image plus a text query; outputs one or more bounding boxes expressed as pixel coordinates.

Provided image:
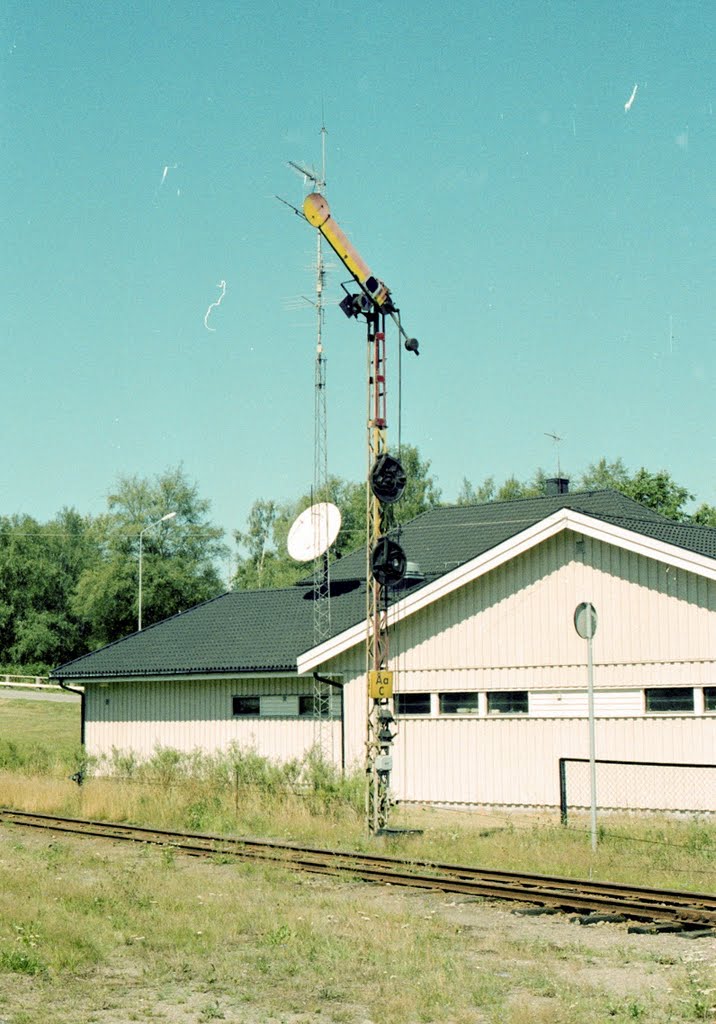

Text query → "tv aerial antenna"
[545,431,564,478]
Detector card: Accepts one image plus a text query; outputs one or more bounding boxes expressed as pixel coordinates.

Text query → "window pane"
[487,691,528,715]
[299,694,330,718]
[439,692,479,715]
[232,695,260,716]
[705,688,716,712]
[645,688,694,713]
[395,693,431,716]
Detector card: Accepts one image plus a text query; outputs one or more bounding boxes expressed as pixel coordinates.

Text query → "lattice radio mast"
[287,128,334,752]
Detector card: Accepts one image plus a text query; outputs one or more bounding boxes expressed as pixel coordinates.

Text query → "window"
[395,692,431,716]
[705,688,716,712]
[645,688,694,713]
[232,695,260,716]
[439,692,479,715]
[299,693,330,718]
[487,691,529,715]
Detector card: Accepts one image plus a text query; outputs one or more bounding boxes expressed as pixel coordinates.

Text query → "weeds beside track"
[3,808,714,934]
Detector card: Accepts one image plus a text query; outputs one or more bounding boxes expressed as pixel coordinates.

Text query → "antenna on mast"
[544,431,564,478]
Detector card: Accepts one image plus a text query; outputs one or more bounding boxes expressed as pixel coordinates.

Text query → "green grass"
[0,829,713,1024]
[0,695,81,773]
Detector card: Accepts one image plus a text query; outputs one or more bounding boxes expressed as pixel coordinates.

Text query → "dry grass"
[3,770,715,895]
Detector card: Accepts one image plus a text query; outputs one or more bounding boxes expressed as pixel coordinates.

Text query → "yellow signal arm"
[303,193,393,309]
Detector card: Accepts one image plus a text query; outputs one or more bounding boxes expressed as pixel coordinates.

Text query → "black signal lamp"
[371,537,407,586]
[370,453,406,504]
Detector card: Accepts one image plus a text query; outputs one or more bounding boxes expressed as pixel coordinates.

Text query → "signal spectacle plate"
[370,454,407,504]
[371,537,407,586]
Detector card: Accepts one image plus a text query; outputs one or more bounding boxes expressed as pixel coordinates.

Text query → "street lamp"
[138,512,176,631]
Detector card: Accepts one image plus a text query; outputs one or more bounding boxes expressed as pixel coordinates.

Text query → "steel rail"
[2,809,713,930]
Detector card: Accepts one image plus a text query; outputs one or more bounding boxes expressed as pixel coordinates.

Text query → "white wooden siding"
[391,717,715,809]
[387,533,716,677]
[85,676,342,765]
[321,530,716,808]
[261,695,299,717]
[529,689,644,717]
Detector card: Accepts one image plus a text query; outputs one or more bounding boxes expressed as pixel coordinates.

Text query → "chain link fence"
[559,757,716,823]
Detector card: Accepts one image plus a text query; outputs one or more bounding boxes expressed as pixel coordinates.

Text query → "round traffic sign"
[574,602,598,639]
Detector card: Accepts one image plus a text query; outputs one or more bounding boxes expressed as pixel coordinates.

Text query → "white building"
[52,490,716,813]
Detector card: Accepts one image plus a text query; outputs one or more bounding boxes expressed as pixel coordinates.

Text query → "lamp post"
[138,512,176,631]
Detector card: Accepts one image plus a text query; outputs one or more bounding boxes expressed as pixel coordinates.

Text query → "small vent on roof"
[546,477,569,496]
[394,561,425,589]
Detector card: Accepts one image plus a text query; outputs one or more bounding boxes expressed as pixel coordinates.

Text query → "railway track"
[2,808,714,933]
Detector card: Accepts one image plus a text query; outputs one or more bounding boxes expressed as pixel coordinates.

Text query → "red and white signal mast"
[303,193,419,832]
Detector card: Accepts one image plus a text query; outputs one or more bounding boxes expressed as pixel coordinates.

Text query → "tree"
[233,477,366,591]
[692,503,716,526]
[458,468,548,504]
[391,444,442,523]
[73,467,227,646]
[458,458,702,523]
[0,508,100,672]
[579,461,693,520]
[457,476,495,505]
[578,457,631,491]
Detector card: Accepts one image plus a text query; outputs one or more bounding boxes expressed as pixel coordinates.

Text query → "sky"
[3,0,715,562]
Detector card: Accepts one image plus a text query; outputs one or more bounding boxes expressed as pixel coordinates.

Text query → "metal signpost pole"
[574,602,598,852]
[586,627,597,852]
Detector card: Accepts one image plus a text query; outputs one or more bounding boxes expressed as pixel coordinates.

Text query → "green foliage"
[457,469,549,504]
[0,508,99,671]
[73,466,227,646]
[91,743,366,825]
[578,458,695,519]
[460,455,710,523]
[0,944,47,976]
[391,444,442,522]
[0,467,226,667]
[692,502,716,526]
[580,460,693,520]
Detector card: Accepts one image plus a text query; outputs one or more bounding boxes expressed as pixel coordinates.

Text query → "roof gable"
[297,499,716,672]
[329,489,672,583]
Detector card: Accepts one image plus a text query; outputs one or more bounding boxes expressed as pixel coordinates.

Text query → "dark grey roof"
[51,582,368,680]
[51,490,716,681]
[329,489,682,582]
[593,515,716,559]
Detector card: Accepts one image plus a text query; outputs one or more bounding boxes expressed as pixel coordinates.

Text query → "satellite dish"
[287,502,342,562]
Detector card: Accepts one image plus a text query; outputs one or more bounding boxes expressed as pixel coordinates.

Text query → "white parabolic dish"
[287,502,342,562]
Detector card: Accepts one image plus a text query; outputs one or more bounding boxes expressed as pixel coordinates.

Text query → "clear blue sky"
[3,0,714,555]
